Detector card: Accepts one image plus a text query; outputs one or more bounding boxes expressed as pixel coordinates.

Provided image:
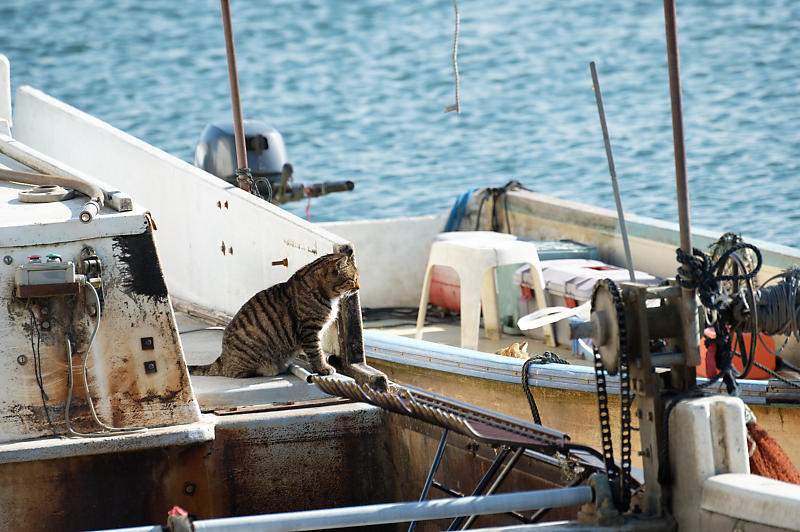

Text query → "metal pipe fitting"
[0,168,104,222]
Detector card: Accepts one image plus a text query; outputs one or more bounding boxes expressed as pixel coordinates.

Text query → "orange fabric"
[748,422,800,485]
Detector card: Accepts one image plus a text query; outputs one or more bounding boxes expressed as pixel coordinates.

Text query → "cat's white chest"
[319,296,340,337]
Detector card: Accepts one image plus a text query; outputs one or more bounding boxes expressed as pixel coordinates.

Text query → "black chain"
[590,279,632,512]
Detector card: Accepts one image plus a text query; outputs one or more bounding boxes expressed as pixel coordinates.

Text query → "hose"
[0,167,103,223]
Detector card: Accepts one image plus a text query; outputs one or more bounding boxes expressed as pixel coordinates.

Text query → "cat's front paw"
[314,363,336,376]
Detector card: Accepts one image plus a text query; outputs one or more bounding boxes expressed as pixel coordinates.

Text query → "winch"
[571,237,800,517]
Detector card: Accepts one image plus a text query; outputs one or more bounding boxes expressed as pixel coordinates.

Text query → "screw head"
[183,482,196,496]
[40,320,51,330]
[17,355,27,365]
[3,256,12,265]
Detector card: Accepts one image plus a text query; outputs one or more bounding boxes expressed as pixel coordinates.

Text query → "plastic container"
[515,259,660,345]
[698,327,776,380]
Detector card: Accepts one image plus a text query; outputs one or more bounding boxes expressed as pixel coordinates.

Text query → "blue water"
[2,1,800,246]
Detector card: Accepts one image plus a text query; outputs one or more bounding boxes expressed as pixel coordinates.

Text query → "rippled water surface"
[2,1,799,246]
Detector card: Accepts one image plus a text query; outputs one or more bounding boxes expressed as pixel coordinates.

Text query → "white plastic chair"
[415,231,555,351]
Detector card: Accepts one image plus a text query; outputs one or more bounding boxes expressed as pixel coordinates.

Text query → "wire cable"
[65,282,145,437]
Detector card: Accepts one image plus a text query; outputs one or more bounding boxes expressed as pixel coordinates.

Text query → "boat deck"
[364,316,590,367]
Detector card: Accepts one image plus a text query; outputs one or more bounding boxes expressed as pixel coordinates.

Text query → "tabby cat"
[189,249,359,378]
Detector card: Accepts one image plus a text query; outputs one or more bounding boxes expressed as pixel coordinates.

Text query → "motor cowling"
[194,120,288,184]
[194,119,354,204]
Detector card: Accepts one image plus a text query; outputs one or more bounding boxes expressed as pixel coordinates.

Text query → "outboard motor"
[194,120,354,204]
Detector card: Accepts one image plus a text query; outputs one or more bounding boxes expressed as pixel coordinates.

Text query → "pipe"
[188,487,593,531]
[663,0,701,372]
[220,0,251,193]
[589,61,635,282]
[0,167,103,223]
[287,363,313,383]
[408,428,449,532]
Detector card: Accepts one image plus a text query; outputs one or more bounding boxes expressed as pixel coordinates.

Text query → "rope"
[521,352,569,425]
[676,242,763,389]
[444,0,461,114]
[475,180,529,233]
[235,167,266,200]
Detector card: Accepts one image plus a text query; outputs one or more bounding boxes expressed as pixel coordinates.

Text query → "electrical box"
[14,260,80,298]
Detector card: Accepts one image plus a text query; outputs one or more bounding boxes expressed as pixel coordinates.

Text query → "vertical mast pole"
[663,0,700,378]
[220,0,251,193]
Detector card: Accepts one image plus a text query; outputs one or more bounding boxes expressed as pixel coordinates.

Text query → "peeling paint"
[283,239,317,255]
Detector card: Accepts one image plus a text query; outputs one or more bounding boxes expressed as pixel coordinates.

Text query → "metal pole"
[458,447,526,529]
[589,61,636,282]
[408,428,449,532]
[97,488,593,532]
[663,0,701,373]
[188,487,593,531]
[220,0,251,193]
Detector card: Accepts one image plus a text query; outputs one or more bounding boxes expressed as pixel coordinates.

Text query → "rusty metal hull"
[0,401,585,531]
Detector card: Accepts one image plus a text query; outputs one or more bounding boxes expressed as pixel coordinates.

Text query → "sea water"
[2,0,799,246]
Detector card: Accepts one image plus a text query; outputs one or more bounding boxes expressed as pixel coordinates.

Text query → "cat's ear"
[333,243,354,257]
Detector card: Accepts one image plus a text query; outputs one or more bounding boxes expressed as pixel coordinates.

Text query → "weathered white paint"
[320,215,445,308]
[0,421,214,464]
[668,396,749,531]
[0,215,201,442]
[668,396,800,531]
[0,55,10,127]
[701,473,800,531]
[11,86,348,317]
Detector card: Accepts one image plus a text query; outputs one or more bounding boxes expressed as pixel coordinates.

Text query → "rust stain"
[220,241,226,255]
[124,388,182,405]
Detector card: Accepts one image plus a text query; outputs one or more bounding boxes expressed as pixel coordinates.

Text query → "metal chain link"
[590,278,632,512]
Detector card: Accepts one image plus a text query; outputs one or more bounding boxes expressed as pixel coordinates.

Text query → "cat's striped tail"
[188,358,223,376]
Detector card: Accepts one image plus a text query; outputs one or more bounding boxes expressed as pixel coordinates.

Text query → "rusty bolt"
[17,355,27,365]
[272,258,289,267]
[224,201,228,209]
[221,241,226,255]
[141,337,154,350]
[3,256,12,265]
[183,482,196,496]
[217,201,222,208]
